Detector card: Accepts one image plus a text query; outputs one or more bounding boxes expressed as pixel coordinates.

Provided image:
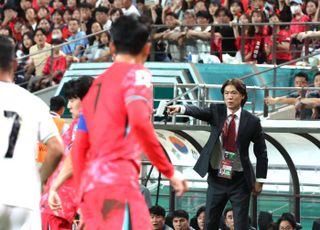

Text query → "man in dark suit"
[168,78,268,230]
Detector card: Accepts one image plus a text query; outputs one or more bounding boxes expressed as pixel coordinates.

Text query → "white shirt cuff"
[179,105,186,114]
[256,178,266,183]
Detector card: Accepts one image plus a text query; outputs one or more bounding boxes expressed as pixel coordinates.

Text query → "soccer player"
[41,77,94,229]
[0,35,63,229]
[71,15,188,229]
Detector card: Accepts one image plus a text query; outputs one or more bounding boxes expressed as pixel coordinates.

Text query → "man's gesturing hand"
[169,170,188,196]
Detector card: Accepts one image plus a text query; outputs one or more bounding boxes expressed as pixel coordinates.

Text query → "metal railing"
[152,82,320,122]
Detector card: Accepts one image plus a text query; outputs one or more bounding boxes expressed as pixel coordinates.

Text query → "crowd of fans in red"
[0,0,319,90]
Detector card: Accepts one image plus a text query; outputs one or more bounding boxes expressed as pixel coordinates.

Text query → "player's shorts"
[81,186,152,230]
[41,213,73,230]
[0,204,41,230]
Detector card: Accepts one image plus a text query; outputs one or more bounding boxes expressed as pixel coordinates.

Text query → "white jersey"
[0,82,59,210]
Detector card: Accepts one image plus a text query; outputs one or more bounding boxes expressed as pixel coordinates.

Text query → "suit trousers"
[205,170,251,230]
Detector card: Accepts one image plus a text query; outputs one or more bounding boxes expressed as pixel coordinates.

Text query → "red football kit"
[40,119,79,229]
[72,62,174,229]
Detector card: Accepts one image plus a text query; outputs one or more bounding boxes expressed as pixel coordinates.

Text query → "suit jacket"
[185,103,268,190]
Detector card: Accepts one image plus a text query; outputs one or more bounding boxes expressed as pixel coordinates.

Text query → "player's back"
[82,62,153,161]
[0,82,57,210]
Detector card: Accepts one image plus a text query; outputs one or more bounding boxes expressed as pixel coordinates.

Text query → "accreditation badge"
[218,159,233,179]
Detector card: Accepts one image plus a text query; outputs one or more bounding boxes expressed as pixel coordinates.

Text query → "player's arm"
[71,114,90,190]
[39,136,64,184]
[127,100,188,196]
[48,153,73,211]
[50,154,73,191]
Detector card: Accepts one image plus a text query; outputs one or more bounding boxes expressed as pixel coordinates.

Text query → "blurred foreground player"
[0,35,63,229]
[71,16,188,229]
[41,77,94,230]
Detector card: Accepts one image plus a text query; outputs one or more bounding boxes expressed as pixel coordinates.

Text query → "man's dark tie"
[223,114,237,152]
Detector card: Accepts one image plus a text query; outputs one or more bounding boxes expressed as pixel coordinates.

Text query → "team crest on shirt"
[134,70,152,87]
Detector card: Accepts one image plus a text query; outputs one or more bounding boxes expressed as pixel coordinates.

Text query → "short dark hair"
[314,71,320,79]
[172,210,189,220]
[0,35,15,72]
[95,6,109,14]
[149,205,166,217]
[64,76,94,100]
[34,28,46,36]
[196,206,206,218]
[110,15,150,55]
[224,207,233,219]
[221,78,248,107]
[50,95,66,112]
[294,72,308,82]
[277,213,297,229]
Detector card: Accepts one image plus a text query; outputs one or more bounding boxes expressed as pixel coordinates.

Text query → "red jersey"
[290,15,309,35]
[265,29,292,61]
[40,119,79,223]
[75,62,174,197]
[42,55,67,83]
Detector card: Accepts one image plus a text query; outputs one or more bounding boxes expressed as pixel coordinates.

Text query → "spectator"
[187,11,217,63]
[193,1,207,14]
[92,30,111,62]
[180,9,198,58]
[222,208,234,230]
[37,17,52,43]
[37,6,50,19]
[152,12,181,61]
[27,28,51,89]
[265,72,313,119]
[94,6,110,30]
[149,205,173,230]
[25,7,38,30]
[15,31,35,86]
[66,18,88,58]
[105,7,124,30]
[67,0,77,10]
[172,210,195,230]
[265,14,291,64]
[305,0,318,23]
[279,0,292,22]
[229,0,244,22]
[63,8,73,24]
[81,21,103,62]
[40,38,67,87]
[277,213,297,230]
[122,0,141,16]
[209,1,220,23]
[213,7,237,58]
[232,13,251,61]
[246,9,268,64]
[79,2,95,34]
[196,206,205,230]
[289,0,309,59]
[300,72,320,119]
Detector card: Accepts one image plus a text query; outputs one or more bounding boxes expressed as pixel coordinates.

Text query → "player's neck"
[0,71,14,83]
[114,54,144,65]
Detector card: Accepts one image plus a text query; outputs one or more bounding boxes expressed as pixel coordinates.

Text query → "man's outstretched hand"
[169,170,188,196]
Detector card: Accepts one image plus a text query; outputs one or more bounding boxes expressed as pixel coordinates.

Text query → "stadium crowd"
[148,205,300,230]
[1,0,320,90]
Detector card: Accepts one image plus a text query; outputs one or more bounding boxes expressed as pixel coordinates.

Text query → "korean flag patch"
[134,70,152,87]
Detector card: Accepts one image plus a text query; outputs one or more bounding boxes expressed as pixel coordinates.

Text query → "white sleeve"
[36,99,60,144]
